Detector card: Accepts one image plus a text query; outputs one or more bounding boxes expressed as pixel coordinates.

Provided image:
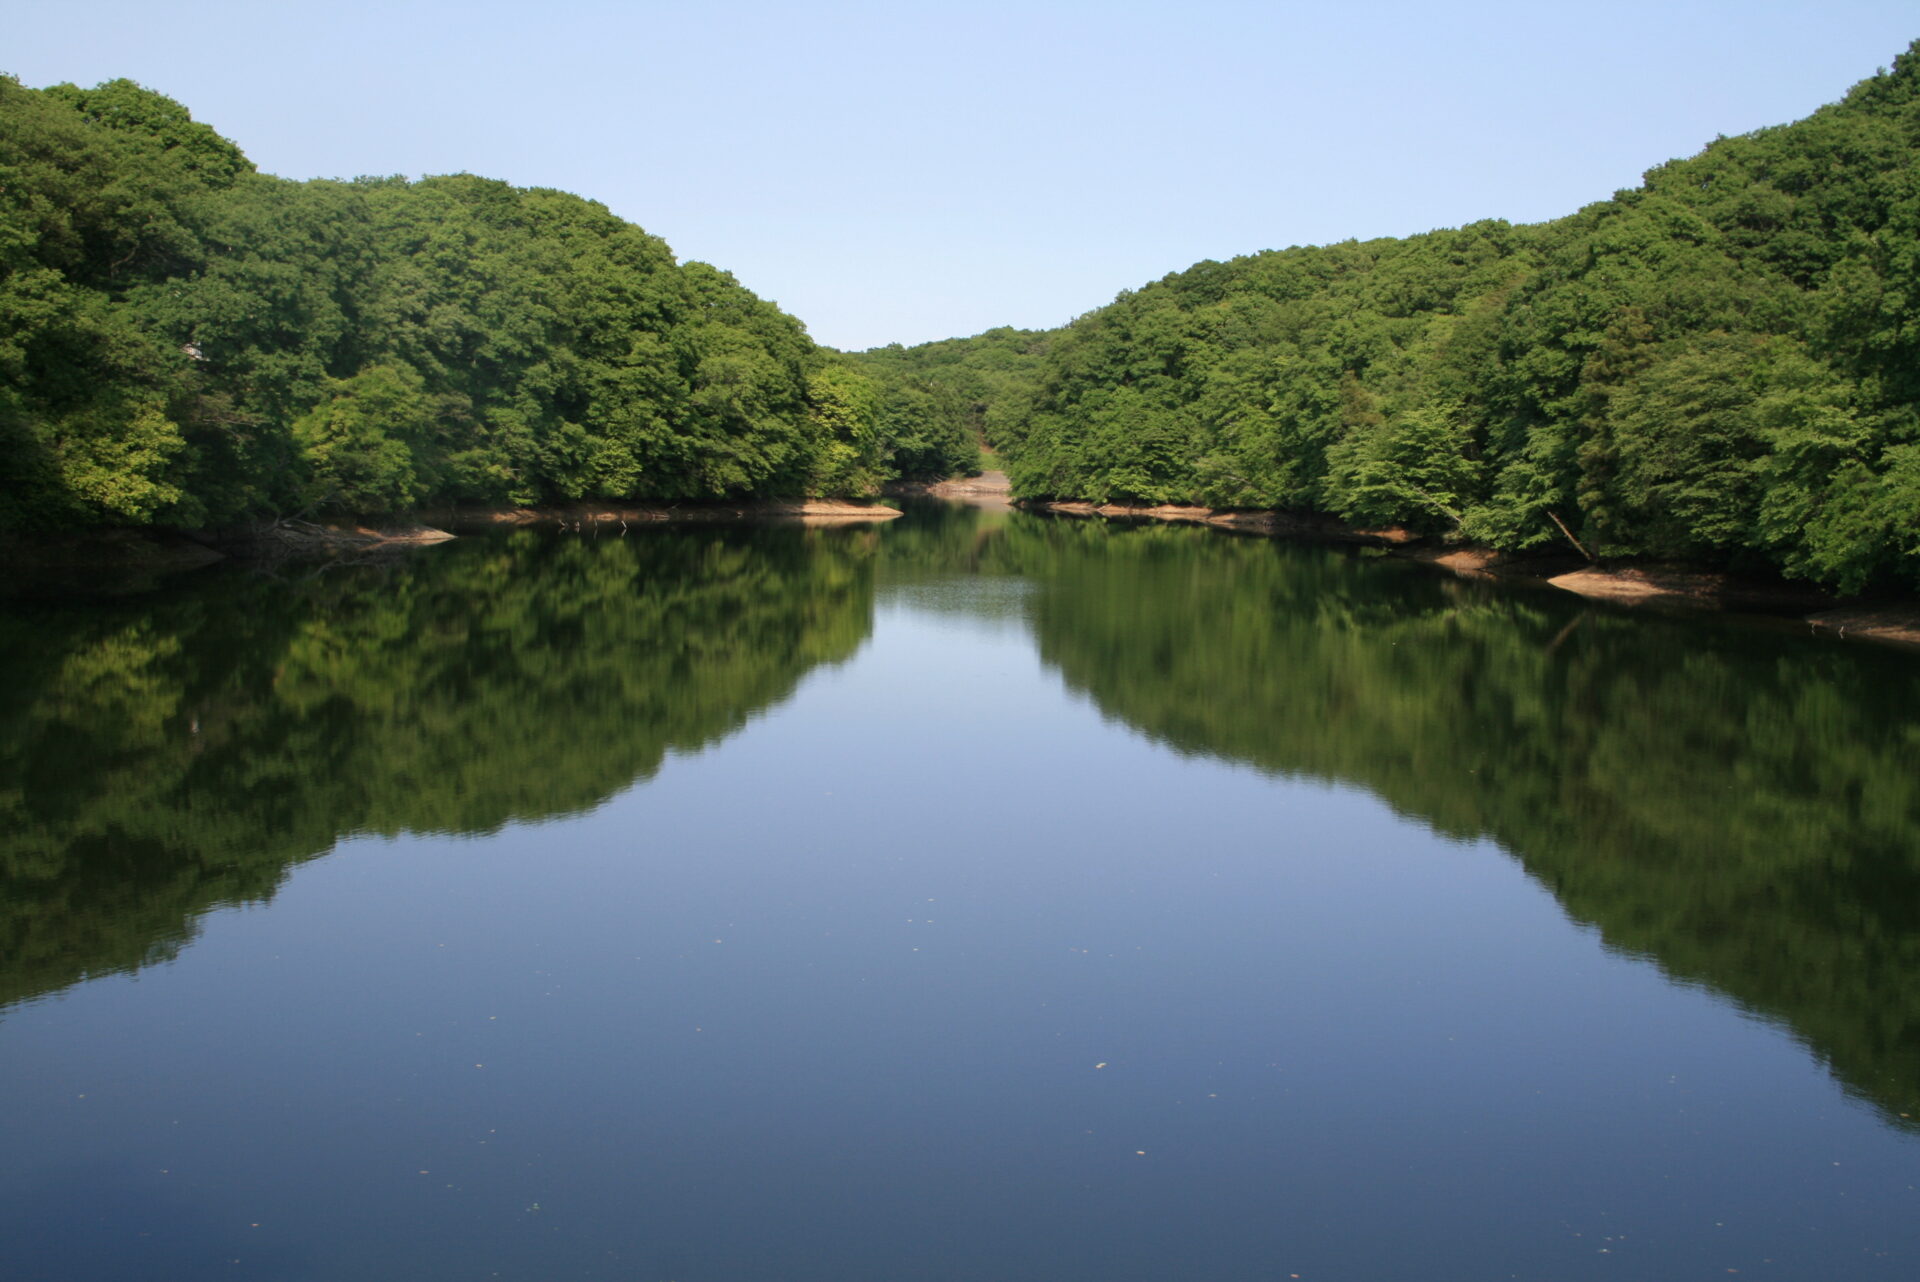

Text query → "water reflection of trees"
[9,508,1920,1135]
[1014,518,1920,1128]
[0,527,874,1011]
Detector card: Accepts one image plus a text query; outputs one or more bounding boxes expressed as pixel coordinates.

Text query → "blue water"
[2,508,1916,1280]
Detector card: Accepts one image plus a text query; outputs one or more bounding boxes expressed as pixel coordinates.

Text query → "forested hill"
[13,48,1920,579]
[0,77,914,534]
[843,326,1052,478]
[995,42,1920,593]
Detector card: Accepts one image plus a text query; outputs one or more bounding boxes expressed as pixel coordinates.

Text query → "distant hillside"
[843,326,1052,479]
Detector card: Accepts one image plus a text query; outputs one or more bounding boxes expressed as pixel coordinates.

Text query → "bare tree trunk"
[1547,509,1595,563]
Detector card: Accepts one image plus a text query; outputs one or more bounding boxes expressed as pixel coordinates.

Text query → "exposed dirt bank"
[3,518,456,573]
[1542,564,1829,613]
[888,471,1013,506]
[1804,603,1920,648]
[1033,500,1424,546]
[440,498,902,529]
[223,518,457,554]
[1022,497,1919,651]
[3,498,903,575]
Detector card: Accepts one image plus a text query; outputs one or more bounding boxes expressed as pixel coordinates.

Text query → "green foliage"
[877,373,973,481]
[804,360,886,495]
[292,366,432,514]
[1599,334,1771,554]
[0,77,861,531]
[997,42,1920,592]
[41,78,252,187]
[56,400,191,523]
[12,43,1920,586]
[1325,402,1481,529]
[846,326,1050,479]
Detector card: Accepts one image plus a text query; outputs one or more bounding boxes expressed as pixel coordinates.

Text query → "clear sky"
[9,2,1915,350]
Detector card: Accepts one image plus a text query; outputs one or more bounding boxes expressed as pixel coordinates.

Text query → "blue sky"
[10,2,1916,350]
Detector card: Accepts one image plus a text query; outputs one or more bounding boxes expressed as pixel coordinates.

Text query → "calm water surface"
[3,504,1918,1281]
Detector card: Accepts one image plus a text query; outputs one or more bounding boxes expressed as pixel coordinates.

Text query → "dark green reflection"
[9,507,1920,1139]
[0,526,875,1012]
[1007,516,1920,1127]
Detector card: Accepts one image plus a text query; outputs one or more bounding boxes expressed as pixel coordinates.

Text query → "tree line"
[845,325,1052,475]
[0,76,966,535]
[956,42,1920,593]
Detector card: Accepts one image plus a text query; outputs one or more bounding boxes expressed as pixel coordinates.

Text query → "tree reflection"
[1016,518,1920,1127]
[0,527,874,1011]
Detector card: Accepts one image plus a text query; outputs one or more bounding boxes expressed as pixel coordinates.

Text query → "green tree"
[291,366,433,514]
[1326,402,1481,530]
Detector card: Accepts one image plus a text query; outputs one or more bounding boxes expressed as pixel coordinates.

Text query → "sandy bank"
[451,498,902,529]
[889,471,1014,507]
[1804,604,1920,648]
[227,518,457,553]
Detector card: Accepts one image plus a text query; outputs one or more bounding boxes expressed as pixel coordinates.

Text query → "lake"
[3,501,1918,1281]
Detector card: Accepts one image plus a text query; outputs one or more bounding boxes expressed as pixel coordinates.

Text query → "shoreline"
[0,498,904,571]
[436,498,903,531]
[1020,497,1920,650]
[886,470,1018,510]
[8,485,1916,649]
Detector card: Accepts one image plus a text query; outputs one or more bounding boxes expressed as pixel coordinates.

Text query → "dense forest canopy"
[845,325,1051,477]
[7,44,1920,587]
[983,42,1920,592]
[0,76,937,532]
